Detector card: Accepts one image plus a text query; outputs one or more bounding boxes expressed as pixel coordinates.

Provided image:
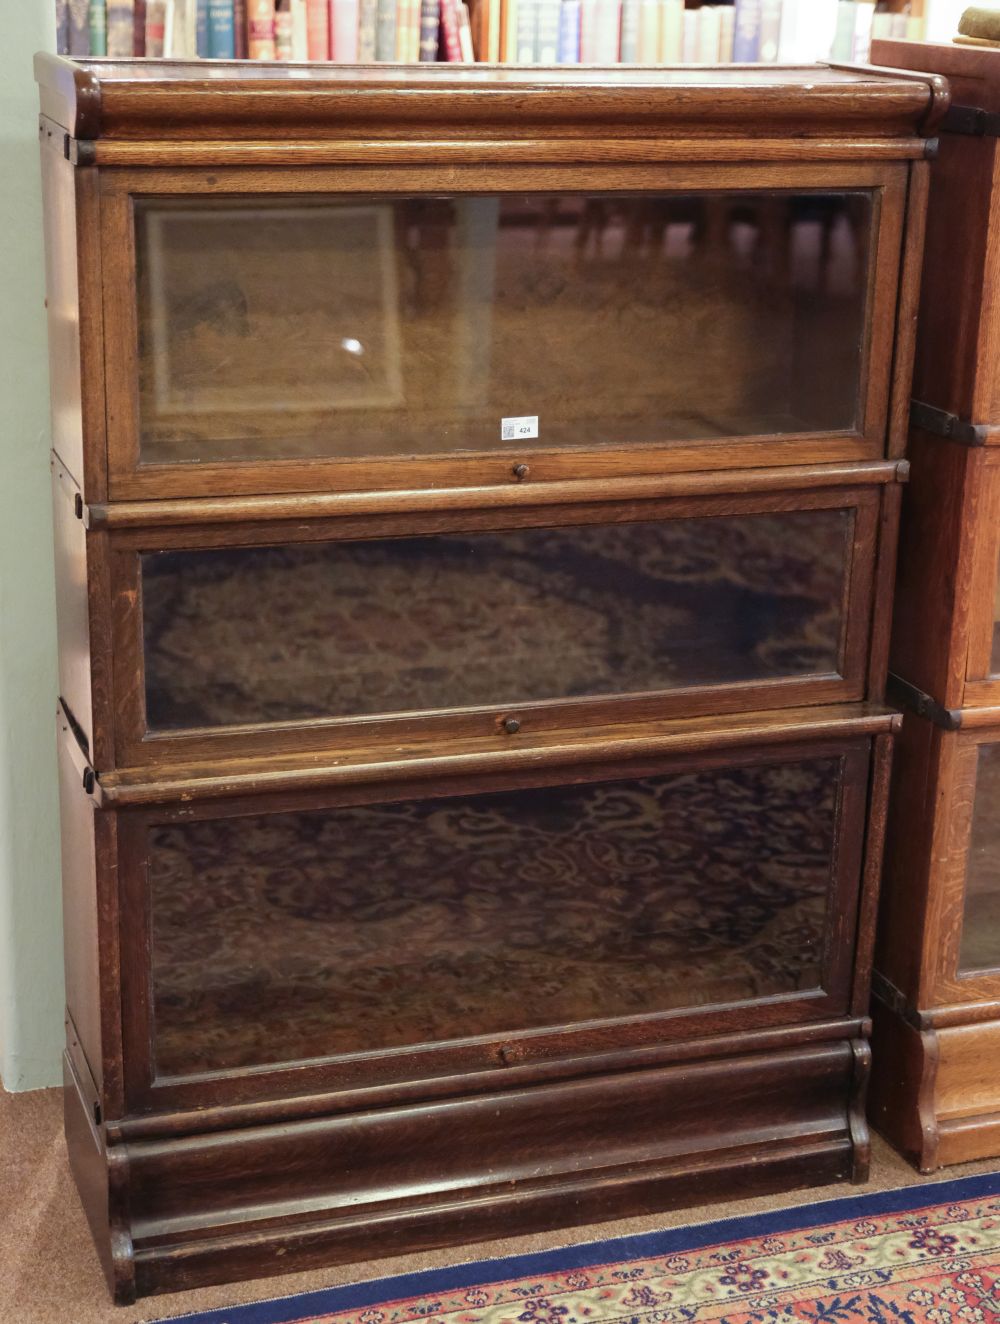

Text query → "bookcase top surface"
[873,37,1000,111]
[36,54,947,151]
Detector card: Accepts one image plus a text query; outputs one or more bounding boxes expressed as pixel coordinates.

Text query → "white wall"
[926,0,976,44]
[0,1,63,1091]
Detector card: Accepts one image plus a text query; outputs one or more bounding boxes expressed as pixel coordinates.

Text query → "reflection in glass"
[150,757,841,1075]
[959,743,1000,973]
[142,510,850,731]
[134,191,873,464]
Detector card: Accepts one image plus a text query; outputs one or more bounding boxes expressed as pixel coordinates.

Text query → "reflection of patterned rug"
[150,758,838,1076]
[142,512,847,730]
[154,1173,1000,1324]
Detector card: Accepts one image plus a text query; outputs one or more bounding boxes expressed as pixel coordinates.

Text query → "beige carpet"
[1,1086,998,1324]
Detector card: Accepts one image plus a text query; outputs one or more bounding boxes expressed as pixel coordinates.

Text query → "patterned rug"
[156,1172,1000,1324]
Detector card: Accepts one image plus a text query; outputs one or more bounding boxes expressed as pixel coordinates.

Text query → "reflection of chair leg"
[536,198,560,253]
[702,195,729,256]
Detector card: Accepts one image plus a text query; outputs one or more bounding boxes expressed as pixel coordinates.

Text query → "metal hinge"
[887,674,962,732]
[942,104,1000,137]
[910,400,989,447]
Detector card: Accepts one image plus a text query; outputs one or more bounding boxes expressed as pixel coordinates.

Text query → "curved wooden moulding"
[34,56,947,160]
[68,1026,867,1305]
[870,995,1000,1171]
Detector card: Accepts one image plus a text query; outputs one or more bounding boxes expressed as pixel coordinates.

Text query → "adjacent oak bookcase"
[870,37,1000,1173]
[35,56,944,1303]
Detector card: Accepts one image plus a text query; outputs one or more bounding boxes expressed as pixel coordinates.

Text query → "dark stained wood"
[121,1041,855,1301]
[37,60,935,1299]
[93,159,908,503]
[872,38,1000,1171]
[86,460,906,530]
[105,479,885,769]
[96,704,898,807]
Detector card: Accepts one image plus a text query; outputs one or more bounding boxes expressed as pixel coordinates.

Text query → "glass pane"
[134,191,873,465]
[990,543,1000,675]
[142,510,850,731]
[959,743,1000,973]
[149,756,842,1076]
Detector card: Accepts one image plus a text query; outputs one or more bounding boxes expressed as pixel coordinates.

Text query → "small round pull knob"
[512,463,530,481]
[502,717,521,735]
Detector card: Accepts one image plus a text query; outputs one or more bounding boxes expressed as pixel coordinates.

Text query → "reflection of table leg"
[453,197,500,410]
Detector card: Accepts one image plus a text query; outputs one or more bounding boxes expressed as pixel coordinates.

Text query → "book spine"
[697,2,720,61]
[732,0,760,61]
[333,0,360,58]
[440,0,463,58]
[211,0,236,57]
[406,0,424,59]
[593,0,620,61]
[808,0,841,61]
[274,0,293,56]
[305,0,328,55]
[290,0,308,55]
[619,0,639,61]
[359,0,379,57]
[144,0,167,54]
[501,0,518,59]
[88,0,108,55]
[419,0,440,58]
[851,0,873,61]
[247,0,276,55]
[535,0,559,60]
[719,2,734,58]
[457,0,475,58]
[56,1,70,55]
[516,0,536,60]
[375,0,397,58]
[637,0,657,62]
[197,0,210,55]
[488,0,501,58]
[659,0,682,60]
[557,0,581,61]
[681,6,698,60]
[69,0,91,56]
[757,0,781,61]
[234,0,248,53]
[578,0,596,61]
[106,0,135,55]
[134,0,147,51]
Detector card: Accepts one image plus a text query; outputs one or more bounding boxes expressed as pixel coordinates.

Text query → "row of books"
[56,1,929,65]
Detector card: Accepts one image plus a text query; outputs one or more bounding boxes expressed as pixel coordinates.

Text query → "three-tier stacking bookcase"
[35,56,944,1303]
[870,37,1000,1172]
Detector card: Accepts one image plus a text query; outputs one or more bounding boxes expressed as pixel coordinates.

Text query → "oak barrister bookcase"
[35,56,945,1303]
[870,37,1000,1172]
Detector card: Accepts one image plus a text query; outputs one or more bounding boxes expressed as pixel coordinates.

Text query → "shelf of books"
[56,1,933,68]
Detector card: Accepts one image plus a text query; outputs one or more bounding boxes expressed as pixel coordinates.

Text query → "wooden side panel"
[64,1054,129,1302]
[910,134,997,424]
[890,434,975,708]
[57,719,102,1093]
[117,1040,856,1299]
[39,135,85,487]
[874,713,938,1002]
[936,1020,1000,1122]
[52,461,92,755]
[869,997,939,1172]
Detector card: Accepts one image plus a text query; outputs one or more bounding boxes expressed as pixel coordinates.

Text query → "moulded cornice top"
[35,54,949,149]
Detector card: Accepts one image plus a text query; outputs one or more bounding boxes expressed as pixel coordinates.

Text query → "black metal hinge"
[942,104,1000,137]
[910,400,989,446]
[887,674,962,732]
